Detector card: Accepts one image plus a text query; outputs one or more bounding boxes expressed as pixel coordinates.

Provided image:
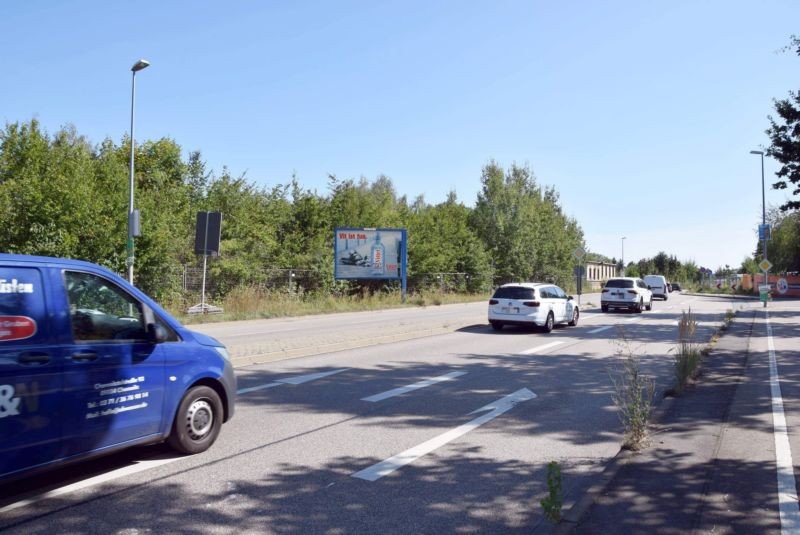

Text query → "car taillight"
[627,290,637,295]
[522,301,540,307]
[489,299,499,305]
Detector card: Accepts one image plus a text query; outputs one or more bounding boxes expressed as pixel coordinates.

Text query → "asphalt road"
[0,292,757,533]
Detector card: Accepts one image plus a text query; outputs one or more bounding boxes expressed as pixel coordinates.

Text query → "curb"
[551,309,755,534]
[551,390,679,534]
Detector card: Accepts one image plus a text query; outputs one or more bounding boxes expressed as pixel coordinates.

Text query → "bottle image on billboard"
[370,232,386,275]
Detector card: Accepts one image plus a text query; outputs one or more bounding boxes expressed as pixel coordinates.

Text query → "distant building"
[585,261,619,290]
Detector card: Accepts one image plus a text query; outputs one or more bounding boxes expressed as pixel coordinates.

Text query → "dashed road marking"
[362,371,467,402]
[238,368,349,394]
[521,341,564,354]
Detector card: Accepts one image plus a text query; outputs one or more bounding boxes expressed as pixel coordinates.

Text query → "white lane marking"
[626,316,642,322]
[352,388,536,481]
[362,371,467,403]
[581,314,598,320]
[237,368,349,394]
[587,325,613,334]
[521,341,564,355]
[766,311,800,533]
[237,382,282,394]
[277,368,350,385]
[0,456,181,515]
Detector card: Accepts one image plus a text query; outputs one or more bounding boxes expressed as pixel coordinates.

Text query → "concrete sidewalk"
[554,306,781,533]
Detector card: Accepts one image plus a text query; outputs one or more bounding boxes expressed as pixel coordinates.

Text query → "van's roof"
[0,253,107,271]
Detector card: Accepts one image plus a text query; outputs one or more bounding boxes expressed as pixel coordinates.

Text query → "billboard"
[334,228,406,280]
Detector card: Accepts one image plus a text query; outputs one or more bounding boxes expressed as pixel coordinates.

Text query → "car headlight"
[214,346,231,361]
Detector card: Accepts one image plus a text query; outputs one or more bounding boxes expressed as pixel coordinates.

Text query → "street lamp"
[127,59,150,284]
[750,149,768,307]
[621,237,626,277]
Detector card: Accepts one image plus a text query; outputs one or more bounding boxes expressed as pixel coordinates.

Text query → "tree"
[766,36,800,212]
[768,210,800,272]
[470,161,584,287]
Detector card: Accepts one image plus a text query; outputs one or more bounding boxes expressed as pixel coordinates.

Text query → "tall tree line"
[0,119,585,298]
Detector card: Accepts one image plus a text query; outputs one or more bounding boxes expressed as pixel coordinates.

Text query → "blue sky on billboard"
[2,1,799,268]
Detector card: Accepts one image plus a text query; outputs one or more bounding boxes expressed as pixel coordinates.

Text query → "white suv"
[601,277,653,313]
[488,282,579,332]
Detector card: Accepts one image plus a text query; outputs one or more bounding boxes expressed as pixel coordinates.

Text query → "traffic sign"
[759,259,773,272]
[572,246,586,261]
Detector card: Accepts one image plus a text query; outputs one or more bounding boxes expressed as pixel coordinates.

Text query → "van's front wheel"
[168,386,223,454]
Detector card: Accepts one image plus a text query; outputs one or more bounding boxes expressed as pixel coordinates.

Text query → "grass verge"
[166,287,490,324]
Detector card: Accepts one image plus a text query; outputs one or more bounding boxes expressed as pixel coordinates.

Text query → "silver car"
[488,282,579,332]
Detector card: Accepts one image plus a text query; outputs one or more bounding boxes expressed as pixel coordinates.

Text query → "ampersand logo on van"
[0,385,21,418]
[0,279,34,294]
[0,316,37,342]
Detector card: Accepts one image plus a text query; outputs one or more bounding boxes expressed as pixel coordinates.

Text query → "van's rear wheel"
[167,386,223,454]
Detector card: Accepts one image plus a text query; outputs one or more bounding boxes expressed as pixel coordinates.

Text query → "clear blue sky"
[2,1,798,270]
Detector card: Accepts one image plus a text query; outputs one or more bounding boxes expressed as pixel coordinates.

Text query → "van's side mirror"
[567,295,573,300]
[647,285,652,290]
[147,323,168,344]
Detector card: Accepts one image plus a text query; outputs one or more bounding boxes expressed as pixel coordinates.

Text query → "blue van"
[0,254,235,482]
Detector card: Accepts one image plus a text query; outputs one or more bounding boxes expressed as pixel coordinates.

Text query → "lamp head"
[131,59,150,72]
[750,150,764,155]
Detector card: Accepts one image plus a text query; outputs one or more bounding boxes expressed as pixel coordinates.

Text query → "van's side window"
[64,271,147,342]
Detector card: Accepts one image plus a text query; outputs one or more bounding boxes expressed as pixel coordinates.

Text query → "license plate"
[502,307,519,314]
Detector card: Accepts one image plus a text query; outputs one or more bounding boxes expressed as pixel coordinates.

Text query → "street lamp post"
[128,59,150,284]
[621,237,626,277]
[750,150,768,308]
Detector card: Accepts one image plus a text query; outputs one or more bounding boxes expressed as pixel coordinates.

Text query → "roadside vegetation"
[608,327,655,451]
[540,461,563,524]
[0,121,585,312]
[671,309,701,395]
[171,288,489,324]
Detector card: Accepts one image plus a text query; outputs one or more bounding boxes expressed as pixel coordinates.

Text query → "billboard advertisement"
[334,228,406,280]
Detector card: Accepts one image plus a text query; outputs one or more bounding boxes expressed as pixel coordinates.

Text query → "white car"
[488,282,579,332]
[644,274,669,300]
[601,277,653,313]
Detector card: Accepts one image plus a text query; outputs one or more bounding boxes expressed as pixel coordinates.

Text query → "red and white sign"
[0,316,37,342]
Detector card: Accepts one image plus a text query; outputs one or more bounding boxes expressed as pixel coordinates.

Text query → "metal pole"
[761,152,768,308]
[127,70,137,284]
[621,237,626,277]
[201,253,208,312]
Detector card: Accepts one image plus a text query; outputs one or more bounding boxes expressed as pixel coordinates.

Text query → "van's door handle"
[71,352,98,362]
[19,352,51,365]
